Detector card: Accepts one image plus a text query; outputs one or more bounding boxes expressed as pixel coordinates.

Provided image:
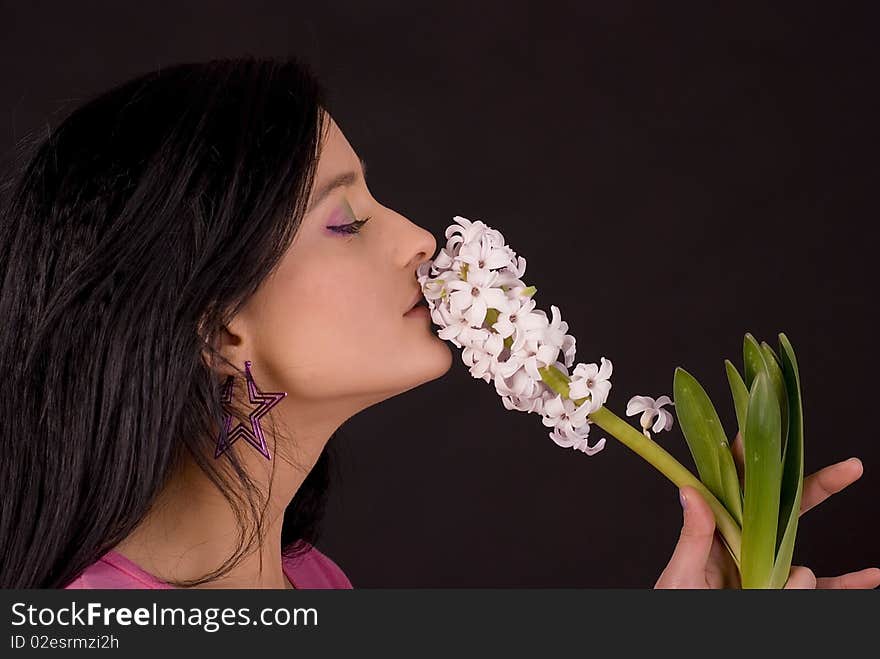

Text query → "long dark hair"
[0,56,342,588]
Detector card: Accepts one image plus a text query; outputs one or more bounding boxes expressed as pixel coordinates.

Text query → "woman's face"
[225,114,452,434]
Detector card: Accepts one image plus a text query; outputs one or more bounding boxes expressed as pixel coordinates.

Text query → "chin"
[423,336,454,375]
[396,343,454,392]
[437,342,454,374]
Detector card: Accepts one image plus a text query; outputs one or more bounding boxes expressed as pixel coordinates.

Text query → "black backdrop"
[1,1,877,587]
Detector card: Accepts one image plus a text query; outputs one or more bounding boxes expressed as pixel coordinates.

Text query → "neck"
[113,391,366,588]
[114,432,324,589]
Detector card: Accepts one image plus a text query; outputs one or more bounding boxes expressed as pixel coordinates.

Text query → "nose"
[403,218,438,274]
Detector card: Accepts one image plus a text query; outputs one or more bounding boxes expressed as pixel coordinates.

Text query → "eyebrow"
[305,156,368,214]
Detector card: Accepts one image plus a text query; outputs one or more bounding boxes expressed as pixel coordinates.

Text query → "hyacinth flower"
[418,215,805,589]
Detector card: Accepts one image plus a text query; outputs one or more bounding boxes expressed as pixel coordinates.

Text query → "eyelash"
[329,216,372,235]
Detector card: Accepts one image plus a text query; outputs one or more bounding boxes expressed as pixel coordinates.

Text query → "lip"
[404,289,426,314]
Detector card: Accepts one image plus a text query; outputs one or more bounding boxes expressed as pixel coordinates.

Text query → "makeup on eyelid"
[330,198,354,223]
[324,198,364,235]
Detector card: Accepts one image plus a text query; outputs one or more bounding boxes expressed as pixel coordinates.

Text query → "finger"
[730,431,744,487]
[816,567,880,590]
[783,565,817,589]
[661,487,717,585]
[705,534,741,589]
[800,458,864,516]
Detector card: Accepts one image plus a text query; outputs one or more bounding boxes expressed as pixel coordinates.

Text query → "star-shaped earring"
[214,360,287,460]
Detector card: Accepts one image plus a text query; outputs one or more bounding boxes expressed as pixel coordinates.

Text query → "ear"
[198,313,250,380]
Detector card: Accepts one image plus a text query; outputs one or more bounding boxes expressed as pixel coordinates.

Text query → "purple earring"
[214,360,287,460]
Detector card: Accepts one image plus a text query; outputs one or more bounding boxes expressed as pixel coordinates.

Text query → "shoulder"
[63,551,170,589]
[283,542,353,589]
[63,545,352,590]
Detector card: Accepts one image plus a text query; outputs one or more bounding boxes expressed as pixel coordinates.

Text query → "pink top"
[63,543,352,589]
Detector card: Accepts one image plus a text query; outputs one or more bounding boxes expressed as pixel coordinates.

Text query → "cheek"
[253,266,401,396]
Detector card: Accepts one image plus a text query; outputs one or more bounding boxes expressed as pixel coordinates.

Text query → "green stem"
[537,364,742,567]
[474,299,743,567]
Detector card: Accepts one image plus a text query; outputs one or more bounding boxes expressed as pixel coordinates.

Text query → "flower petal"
[626,395,653,416]
[568,379,590,400]
[536,343,560,366]
[651,410,668,433]
[582,436,606,456]
[465,297,487,326]
[542,394,566,420]
[591,380,612,408]
[549,428,575,448]
[437,324,463,341]
[493,317,515,338]
[482,287,510,310]
[524,357,543,381]
[659,408,674,431]
[449,290,472,313]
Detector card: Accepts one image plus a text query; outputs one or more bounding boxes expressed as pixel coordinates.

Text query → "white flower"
[444,215,493,251]
[542,305,570,349]
[569,357,614,412]
[457,232,515,272]
[490,296,546,352]
[419,214,613,457]
[561,334,576,369]
[626,395,675,437]
[435,305,486,348]
[501,393,545,414]
[462,330,505,383]
[445,267,511,327]
[541,394,606,455]
[551,425,606,456]
[494,364,544,401]
[497,335,560,381]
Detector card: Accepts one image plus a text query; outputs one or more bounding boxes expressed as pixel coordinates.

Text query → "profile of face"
[216,114,452,450]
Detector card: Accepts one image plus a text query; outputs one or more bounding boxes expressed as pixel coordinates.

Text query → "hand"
[654,432,880,589]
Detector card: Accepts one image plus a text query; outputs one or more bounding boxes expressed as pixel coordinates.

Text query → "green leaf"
[760,341,782,366]
[769,333,805,588]
[672,368,741,523]
[718,441,744,526]
[760,341,790,460]
[743,333,770,390]
[724,359,749,442]
[740,371,783,589]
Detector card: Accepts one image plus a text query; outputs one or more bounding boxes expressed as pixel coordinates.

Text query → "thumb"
[662,487,717,585]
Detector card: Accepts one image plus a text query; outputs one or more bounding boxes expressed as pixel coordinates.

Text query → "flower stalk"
[418,215,805,586]
[538,364,742,567]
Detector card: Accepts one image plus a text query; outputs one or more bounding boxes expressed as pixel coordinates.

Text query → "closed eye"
[328,216,371,235]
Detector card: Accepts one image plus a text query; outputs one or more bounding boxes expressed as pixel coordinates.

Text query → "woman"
[0,57,876,589]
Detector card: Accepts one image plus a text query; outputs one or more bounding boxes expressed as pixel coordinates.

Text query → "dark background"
[2,1,877,587]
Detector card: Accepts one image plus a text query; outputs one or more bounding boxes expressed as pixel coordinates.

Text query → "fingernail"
[679,490,688,511]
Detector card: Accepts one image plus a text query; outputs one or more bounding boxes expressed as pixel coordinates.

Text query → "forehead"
[315,115,359,181]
